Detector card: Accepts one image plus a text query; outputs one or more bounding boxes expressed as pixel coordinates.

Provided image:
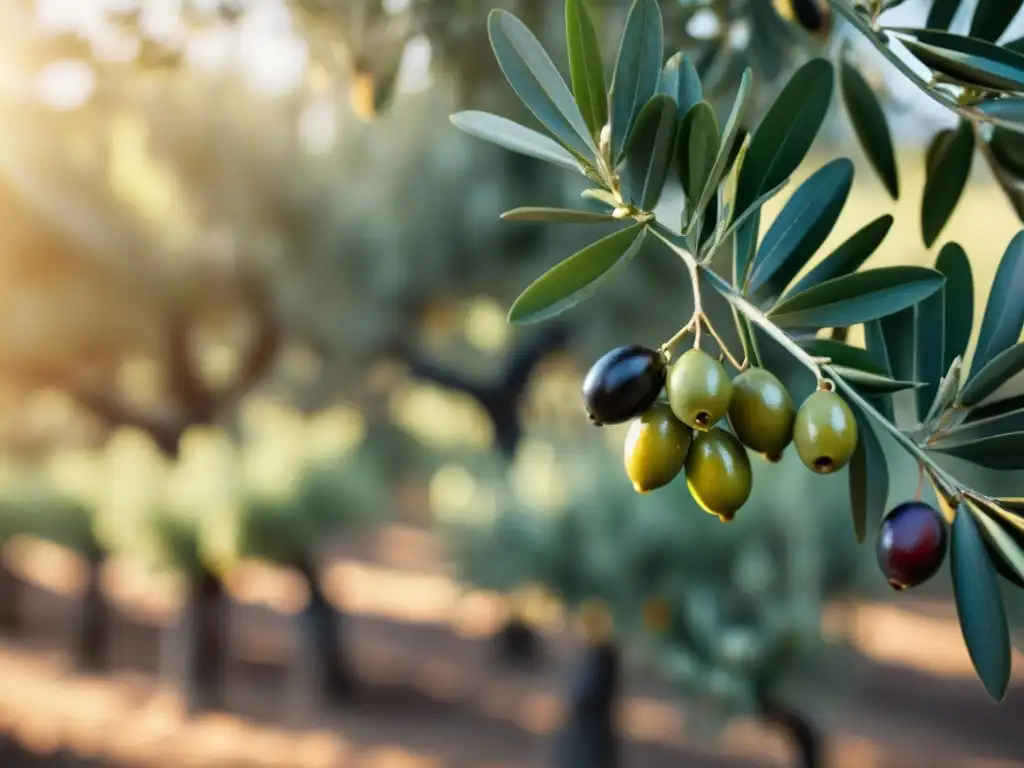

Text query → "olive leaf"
[951,500,1012,703]
[450,111,584,173]
[929,431,1024,470]
[830,367,923,394]
[927,0,962,31]
[783,214,893,297]
[931,407,1024,447]
[745,158,854,301]
[685,68,752,235]
[847,406,889,543]
[892,31,1024,93]
[970,498,1024,589]
[921,121,974,248]
[677,101,720,208]
[501,207,621,223]
[969,0,1024,43]
[800,338,887,375]
[623,95,679,210]
[659,52,702,117]
[565,0,608,139]
[487,10,596,159]
[839,60,899,200]
[960,344,1024,407]
[767,266,945,329]
[968,230,1024,380]
[734,58,834,221]
[609,0,664,163]
[935,242,974,372]
[732,209,760,290]
[508,222,648,324]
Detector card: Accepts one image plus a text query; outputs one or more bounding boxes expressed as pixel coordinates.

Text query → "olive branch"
[451,0,1024,702]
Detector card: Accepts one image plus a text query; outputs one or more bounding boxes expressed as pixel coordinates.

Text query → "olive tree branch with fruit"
[452,0,1024,705]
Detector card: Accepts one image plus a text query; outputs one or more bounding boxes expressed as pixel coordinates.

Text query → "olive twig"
[659,316,698,358]
[700,315,747,371]
[915,462,925,502]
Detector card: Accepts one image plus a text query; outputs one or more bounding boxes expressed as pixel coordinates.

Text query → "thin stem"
[915,462,925,502]
[701,315,746,371]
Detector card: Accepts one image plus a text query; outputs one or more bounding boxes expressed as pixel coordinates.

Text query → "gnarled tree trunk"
[75,541,109,672]
[551,641,621,768]
[297,553,353,701]
[187,566,228,713]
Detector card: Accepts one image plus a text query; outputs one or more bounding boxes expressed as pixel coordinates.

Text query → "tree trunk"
[493,616,542,667]
[762,699,823,768]
[551,641,620,768]
[297,554,353,701]
[0,558,22,635]
[187,566,228,713]
[75,543,108,672]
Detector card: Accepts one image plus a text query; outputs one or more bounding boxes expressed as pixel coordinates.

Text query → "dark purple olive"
[876,501,948,591]
[582,345,665,426]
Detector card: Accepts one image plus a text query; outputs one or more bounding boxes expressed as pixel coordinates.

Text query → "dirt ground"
[0,525,1022,768]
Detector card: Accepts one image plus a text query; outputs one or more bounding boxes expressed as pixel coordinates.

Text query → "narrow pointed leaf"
[501,207,620,223]
[969,230,1024,380]
[951,500,1012,702]
[922,121,974,248]
[732,209,760,289]
[971,500,1024,589]
[840,60,898,199]
[609,0,664,163]
[897,36,1024,93]
[831,367,922,393]
[565,0,608,138]
[930,431,1024,469]
[784,214,893,298]
[916,284,946,421]
[767,267,946,329]
[450,111,582,172]
[659,52,702,117]
[686,69,753,234]
[879,308,919,431]
[864,319,893,376]
[508,222,647,324]
[925,357,964,424]
[745,158,854,299]
[800,338,887,375]
[935,242,974,371]
[891,28,1024,70]
[961,344,1024,406]
[969,0,1024,42]
[734,59,834,219]
[623,95,679,210]
[933,407,1024,446]
[847,408,888,543]
[927,0,962,31]
[487,10,595,158]
[677,101,720,206]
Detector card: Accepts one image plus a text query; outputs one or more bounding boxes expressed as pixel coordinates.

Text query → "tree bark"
[762,699,823,768]
[187,566,228,713]
[297,553,353,701]
[551,641,621,768]
[75,543,108,672]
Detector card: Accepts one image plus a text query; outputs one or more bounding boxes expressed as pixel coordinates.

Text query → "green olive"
[685,427,752,522]
[667,348,733,431]
[793,390,858,474]
[624,403,692,493]
[727,367,796,458]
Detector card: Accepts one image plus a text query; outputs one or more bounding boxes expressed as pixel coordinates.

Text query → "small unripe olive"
[772,0,831,37]
[623,402,692,493]
[666,348,733,431]
[876,501,948,591]
[685,427,752,522]
[793,390,858,474]
[582,345,665,426]
[727,367,796,458]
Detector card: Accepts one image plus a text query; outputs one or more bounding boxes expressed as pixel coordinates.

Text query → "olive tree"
[450,0,1024,714]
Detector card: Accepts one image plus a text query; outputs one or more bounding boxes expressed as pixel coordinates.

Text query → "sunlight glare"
[34,61,95,111]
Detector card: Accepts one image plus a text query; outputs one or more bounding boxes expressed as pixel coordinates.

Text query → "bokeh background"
[0,0,1022,766]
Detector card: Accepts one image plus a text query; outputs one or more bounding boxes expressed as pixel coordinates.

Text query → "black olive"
[581,345,665,426]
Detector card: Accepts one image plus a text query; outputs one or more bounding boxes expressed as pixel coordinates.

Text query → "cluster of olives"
[875,500,949,591]
[581,343,859,521]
